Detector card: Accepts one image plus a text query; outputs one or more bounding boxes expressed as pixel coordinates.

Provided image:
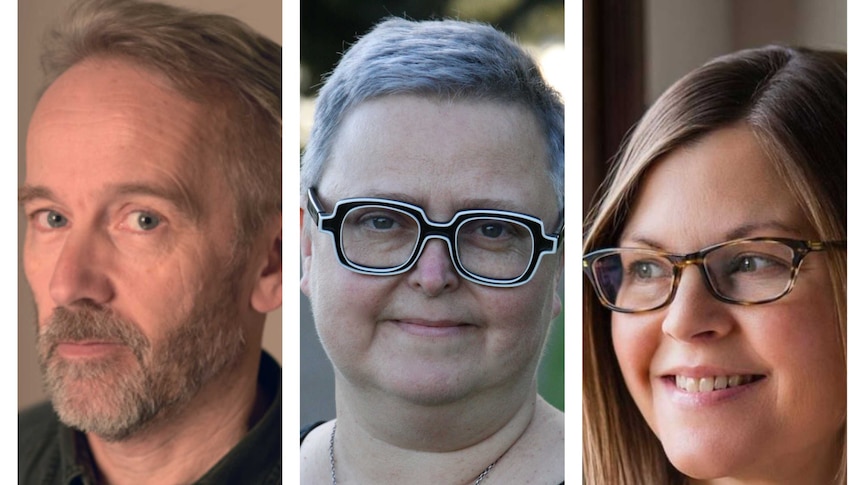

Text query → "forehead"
[320,94,557,220]
[26,57,215,189]
[620,125,810,248]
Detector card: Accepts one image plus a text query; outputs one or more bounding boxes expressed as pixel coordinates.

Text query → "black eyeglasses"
[582,237,845,313]
[307,188,564,287]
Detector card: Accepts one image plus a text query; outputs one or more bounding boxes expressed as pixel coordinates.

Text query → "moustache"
[38,305,150,362]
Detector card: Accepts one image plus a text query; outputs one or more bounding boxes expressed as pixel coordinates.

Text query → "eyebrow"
[18,185,54,206]
[18,182,203,222]
[620,220,806,250]
[112,182,203,222]
[357,191,535,214]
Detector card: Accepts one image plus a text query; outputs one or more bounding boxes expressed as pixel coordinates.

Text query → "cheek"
[307,249,389,354]
[481,276,560,362]
[304,233,340,305]
[23,244,47,293]
[306,230,392,305]
[23,238,61,320]
[611,316,660,420]
[754,302,846,421]
[123,247,226,338]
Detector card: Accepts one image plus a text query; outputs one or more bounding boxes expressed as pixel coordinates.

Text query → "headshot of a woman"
[299,18,564,484]
[582,46,846,484]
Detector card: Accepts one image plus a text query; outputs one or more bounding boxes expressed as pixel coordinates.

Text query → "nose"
[406,238,460,296]
[49,228,115,308]
[660,265,734,342]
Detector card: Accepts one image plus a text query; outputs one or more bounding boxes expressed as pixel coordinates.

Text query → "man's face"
[301,95,563,407]
[21,57,249,441]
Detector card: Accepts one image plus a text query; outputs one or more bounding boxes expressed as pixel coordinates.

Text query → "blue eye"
[126,211,161,231]
[628,259,670,280]
[743,256,771,271]
[36,210,68,229]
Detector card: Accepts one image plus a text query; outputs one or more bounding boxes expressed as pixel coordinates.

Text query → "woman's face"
[611,124,845,482]
[301,95,562,407]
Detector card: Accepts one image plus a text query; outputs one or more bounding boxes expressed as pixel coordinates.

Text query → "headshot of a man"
[18,0,282,483]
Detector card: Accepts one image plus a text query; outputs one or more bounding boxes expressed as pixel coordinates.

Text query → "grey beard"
[37,279,246,442]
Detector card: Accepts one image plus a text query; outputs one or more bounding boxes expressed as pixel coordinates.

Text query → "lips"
[397,319,466,327]
[54,341,126,359]
[673,374,765,393]
[390,318,476,337]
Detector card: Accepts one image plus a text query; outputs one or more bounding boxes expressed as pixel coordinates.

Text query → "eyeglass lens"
[341,205,535,280]
[591,240,797,311]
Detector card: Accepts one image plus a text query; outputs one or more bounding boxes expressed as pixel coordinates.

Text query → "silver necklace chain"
[329,422,498,485]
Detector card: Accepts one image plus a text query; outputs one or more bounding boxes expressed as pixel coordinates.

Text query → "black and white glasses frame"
[306,188,564,287]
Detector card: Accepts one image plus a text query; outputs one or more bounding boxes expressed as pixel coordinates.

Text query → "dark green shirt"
[19,352,282,485]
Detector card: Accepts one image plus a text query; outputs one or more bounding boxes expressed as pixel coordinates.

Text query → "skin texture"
[22,56,282,485]
[611,124,845,484]
[300,95,564,484]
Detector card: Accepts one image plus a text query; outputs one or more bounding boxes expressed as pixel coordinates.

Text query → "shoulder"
[299,420,334,484]
[19,401,62,450]
[533,397,565,441]
[19,401,64,481]
[196,353,283,484]
[300,420,327,444]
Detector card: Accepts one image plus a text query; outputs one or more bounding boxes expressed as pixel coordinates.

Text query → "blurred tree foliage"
[300,0,566,412]
[538,308,564,410]
[300,0,564,96]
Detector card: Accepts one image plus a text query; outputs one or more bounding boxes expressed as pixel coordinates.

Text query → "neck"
[86,348,264,485]
[327,376,562,485]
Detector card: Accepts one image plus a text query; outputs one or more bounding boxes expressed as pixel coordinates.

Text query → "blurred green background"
[539,307,564,410]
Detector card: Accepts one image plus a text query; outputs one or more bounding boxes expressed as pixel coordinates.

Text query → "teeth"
[674,374,755,393]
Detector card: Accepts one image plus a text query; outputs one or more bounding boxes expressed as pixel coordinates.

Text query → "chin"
[663,441,756,482]
[371,358,506,405]
[381,374,479,406]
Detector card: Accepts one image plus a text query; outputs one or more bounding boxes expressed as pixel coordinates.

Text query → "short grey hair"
[40,0,281,245]
[301,17,564,209]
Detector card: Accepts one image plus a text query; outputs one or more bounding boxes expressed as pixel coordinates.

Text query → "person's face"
[611,124,845,481]
[22,58,257,440]
[301,95,562,406]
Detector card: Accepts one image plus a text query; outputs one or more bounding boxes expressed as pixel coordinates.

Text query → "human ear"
[250,215,282,313]
[299,207,313,297]
[552,249,564,318]
[554,248,564,284]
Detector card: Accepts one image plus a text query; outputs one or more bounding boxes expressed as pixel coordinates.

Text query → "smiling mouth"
[673,374,765,393]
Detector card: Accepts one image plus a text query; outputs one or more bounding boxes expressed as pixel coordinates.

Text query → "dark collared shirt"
[19,352,282,485]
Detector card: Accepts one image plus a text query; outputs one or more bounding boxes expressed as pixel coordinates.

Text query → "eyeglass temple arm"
[809,240,847,251]
[306,188,323,224]
[553,209,565,238]
[805,240,847,251]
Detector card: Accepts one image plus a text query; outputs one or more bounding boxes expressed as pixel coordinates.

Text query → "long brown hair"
[582,46,846,484]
